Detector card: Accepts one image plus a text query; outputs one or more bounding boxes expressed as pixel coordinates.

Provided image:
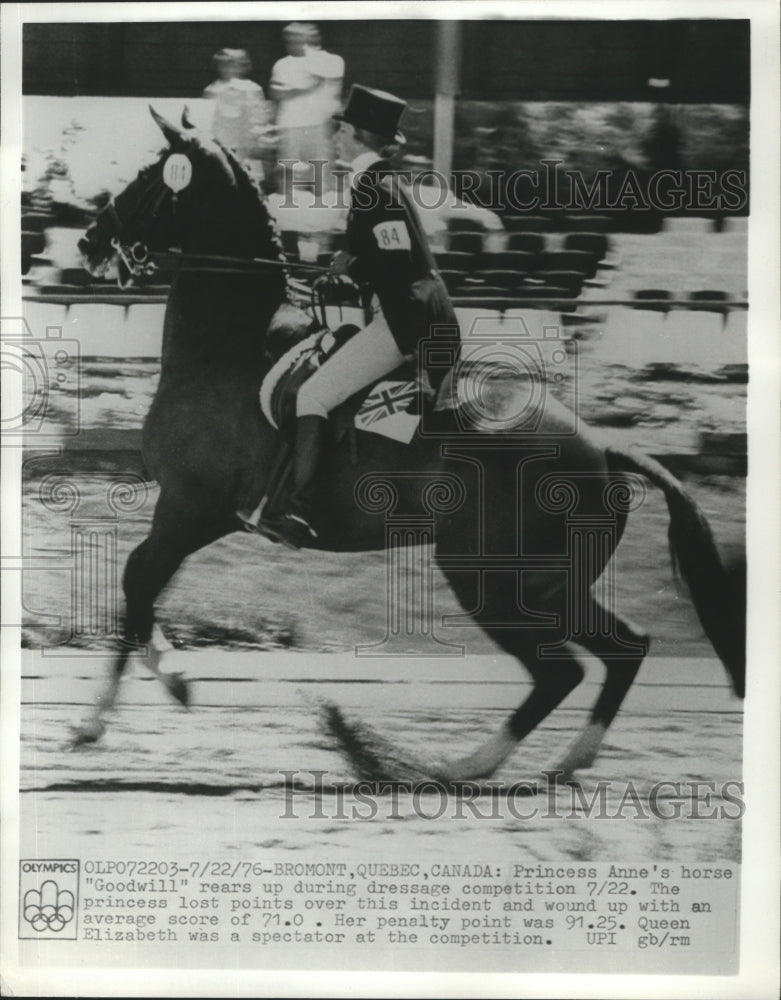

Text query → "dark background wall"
[23,19,749,103]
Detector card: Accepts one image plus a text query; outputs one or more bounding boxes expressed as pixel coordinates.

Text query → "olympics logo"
[22,880,75,933]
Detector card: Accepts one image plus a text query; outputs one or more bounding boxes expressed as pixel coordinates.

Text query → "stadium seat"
[534,270,585,295]
[513,284,570,298]
[21,231,45,273]
[662,217,714,234]
[507,232,545,255]
[562,214,612,233]
[59,267,92,286]
[632,289,672,312]
[721,217,748,234]
[687,290,732,314]
[447,231,484,254]
[537,249,597,279]
[22,230,45,253]
[454,284,510,298]
[446,216,485,233]
[563,232,609,261]
[503,215,552,233]
[39,285,82,295]
[471,269,526,291]
[480,250,536,273]
[513,285,576,311]
[21,210,49,233]
[435,251,477,272]
[438,269,468,292]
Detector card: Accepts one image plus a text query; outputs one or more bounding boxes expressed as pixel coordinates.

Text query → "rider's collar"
[349,152,384,187]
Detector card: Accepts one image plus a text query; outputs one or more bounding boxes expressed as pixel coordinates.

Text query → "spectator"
[270,23,344,196]
[203,48,271,185]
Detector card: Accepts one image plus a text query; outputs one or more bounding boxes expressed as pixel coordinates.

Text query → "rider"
[259,84,460,549]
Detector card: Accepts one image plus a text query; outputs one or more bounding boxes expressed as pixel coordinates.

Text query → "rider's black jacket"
[345,159,460,366]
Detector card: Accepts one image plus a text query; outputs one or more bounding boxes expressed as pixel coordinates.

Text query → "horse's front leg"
[70,531,185,745]
[72,643,132,745]
[72,624,186,747]
[72,512,237,746]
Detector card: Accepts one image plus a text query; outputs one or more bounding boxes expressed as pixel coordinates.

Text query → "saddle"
[260,324,432,446]
[254,323,440,524]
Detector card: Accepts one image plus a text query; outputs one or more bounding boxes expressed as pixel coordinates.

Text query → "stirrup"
[257,513,318,550]
[236,501,264,530]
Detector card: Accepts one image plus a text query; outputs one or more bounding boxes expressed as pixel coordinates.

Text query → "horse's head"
[79,106,284,286]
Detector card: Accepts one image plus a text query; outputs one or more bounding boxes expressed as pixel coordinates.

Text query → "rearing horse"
[76,108,744,781]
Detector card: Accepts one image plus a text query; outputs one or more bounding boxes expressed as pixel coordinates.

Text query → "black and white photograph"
[1,2,779,996]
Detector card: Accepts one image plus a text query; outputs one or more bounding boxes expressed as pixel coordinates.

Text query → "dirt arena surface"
[22,670,742,863]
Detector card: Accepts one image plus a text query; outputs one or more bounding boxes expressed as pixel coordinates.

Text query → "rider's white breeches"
[296,313,406,418]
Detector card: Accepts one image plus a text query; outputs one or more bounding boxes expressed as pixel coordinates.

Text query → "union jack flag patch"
[355,380,421,444]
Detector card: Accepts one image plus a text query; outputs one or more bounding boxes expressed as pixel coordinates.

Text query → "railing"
[24,290,749,311]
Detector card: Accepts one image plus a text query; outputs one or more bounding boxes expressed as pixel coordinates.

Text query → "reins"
[155,248,331,274]
[112,243,345,325]
[115,244,331,280]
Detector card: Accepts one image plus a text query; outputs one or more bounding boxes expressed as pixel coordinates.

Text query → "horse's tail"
[606,446,745,697]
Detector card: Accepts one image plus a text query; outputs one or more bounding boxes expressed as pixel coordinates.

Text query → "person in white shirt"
[203,49,271,186]
[270,24,345,196]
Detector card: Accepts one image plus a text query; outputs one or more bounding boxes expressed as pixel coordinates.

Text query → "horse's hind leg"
[435,631,590,781]
[552,598,649,776]
[431,564,591,779]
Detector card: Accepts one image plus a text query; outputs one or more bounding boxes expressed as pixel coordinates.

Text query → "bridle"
[110,235,158,282]
[99,165,346,319]
[103,197,330,283]
[104,183,173,284]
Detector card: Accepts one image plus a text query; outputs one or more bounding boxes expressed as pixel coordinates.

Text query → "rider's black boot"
[259,415,327,549]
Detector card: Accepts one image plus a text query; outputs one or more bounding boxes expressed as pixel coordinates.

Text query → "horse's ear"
[149,105,186,146]
[181,106,196,130]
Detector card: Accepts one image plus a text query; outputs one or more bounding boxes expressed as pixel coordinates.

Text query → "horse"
[75,106,744,782]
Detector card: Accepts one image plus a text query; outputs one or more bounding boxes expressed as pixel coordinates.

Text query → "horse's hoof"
[429,757,497,784]
[165,672,190,708]
[69,721,105,748]
[547,766,575,784]
[428,759,454,783]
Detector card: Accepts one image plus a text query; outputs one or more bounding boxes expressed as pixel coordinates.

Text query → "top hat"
[334,85,407,143]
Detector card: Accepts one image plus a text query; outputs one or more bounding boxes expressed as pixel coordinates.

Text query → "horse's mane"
[219,145,287,270]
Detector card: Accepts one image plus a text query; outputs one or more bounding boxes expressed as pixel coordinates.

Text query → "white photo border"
[1,2,778,997]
